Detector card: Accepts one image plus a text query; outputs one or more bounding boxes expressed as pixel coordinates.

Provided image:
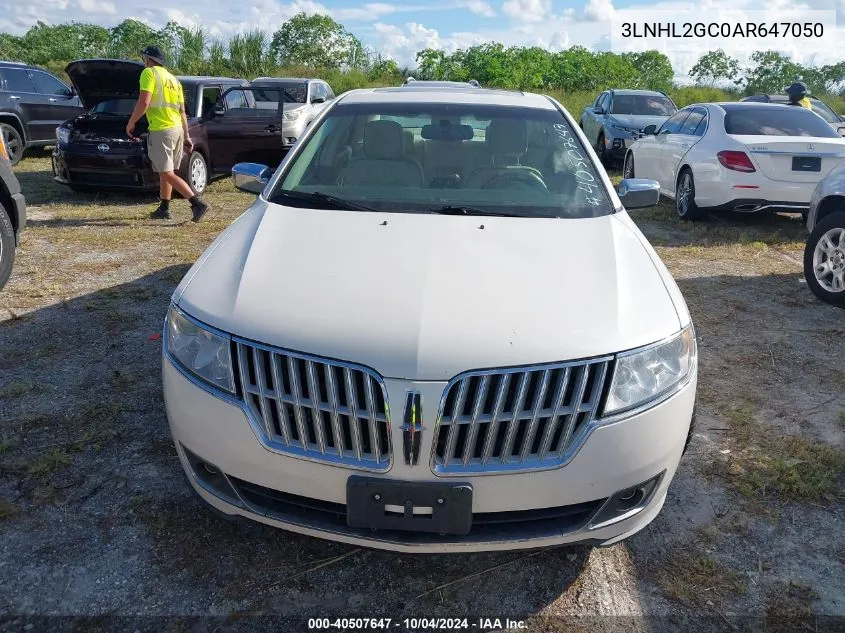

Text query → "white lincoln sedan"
[163,86,697,552]
[623,102,845,220]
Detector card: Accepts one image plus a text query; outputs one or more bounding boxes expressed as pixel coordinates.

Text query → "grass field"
[1,152,843,630]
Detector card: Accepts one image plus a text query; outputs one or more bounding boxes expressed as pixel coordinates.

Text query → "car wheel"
[0,204,15,291]
[596,132,607,165]
[803,211,845,307]
[187,151,208,195]
[622,152,635,179]
[675,169,703,221]
[1,123,24,166]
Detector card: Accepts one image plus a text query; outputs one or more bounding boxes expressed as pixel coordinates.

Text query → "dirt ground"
[1,153,843,633]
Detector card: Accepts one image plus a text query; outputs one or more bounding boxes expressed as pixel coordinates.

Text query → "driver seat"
[465,119,543,189]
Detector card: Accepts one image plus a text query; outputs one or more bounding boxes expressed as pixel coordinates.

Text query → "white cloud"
[461,0,496,16]
[584,0,614,21]
[502,0,551,22]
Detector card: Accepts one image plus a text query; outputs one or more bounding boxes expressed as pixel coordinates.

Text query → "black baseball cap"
[785,81,808,96]
[139,45,166,65]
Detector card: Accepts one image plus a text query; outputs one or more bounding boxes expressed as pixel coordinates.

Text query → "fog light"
[181,444,242,506]
[587,471,665,530]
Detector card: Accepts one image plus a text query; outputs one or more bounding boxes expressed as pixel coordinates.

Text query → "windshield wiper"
[426,205,523,217]
[275,190,378,212]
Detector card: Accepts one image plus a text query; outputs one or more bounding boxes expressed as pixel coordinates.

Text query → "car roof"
[714,102,818,112]
[402,80,480,88]
[0,60,31,67]
[252,77,315,83]
[743,94,823,103]
[609,89,668,97]
[340,87,555,109]
[177,76,245,85]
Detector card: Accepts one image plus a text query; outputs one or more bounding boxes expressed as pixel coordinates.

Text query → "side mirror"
[212,104,225,117]
[232,162,271,194]
[592,106,604,114]
[838,127,845,137]
[616,178,660,209]
[643,124,657,135]
[311,96,326,104]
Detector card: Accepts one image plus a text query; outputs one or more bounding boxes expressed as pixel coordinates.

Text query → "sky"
[0,0,843,78]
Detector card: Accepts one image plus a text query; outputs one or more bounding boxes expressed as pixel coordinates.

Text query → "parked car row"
[0,58,336,189]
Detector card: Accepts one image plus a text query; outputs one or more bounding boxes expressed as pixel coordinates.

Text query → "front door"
[204,86,286,175]
[29,70,82,134]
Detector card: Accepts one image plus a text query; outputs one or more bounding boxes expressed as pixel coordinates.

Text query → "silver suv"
[250,77,335,148]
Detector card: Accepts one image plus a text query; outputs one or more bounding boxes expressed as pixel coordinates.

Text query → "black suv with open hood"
[52,59,256,193]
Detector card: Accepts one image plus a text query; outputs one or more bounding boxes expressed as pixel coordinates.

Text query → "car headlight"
[56,127,70,144]
[165,305,235,394]
[604,326,696,415]
[607,123,636,136]
[283,108,304,121]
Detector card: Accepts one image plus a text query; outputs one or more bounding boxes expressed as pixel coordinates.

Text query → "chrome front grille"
[235,340,391,471]
[432,358,611,475]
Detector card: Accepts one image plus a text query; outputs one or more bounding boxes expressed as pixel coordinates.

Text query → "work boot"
[189,196,210,223]
[150,199,171,220]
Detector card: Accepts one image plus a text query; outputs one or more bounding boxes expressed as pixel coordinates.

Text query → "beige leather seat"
[340,120,424,188]
[465,119,543,189]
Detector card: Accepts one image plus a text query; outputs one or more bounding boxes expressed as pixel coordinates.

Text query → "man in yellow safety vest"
[126,45,209,222]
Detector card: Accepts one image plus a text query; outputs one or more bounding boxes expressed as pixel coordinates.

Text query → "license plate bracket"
[346,476,473,535]
[792,156,821,172]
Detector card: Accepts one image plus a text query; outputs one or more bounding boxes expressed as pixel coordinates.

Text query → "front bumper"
[52,144,159,191]
[164,357,696,553]
[282,119,308,147]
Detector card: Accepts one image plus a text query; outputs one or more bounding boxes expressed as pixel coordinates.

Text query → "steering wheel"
[482,170,548,192]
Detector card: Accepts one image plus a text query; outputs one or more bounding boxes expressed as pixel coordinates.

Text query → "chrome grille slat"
[520,369,551,462]
[481,373,511,465]
[235,340,391,471]
[462,374,490,467]
[433,357,612,475]
[343,367,363,461]
[538,367,570,460]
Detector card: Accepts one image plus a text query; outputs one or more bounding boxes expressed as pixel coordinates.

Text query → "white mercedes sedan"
[162,86,697,552]
[623,102,845,221]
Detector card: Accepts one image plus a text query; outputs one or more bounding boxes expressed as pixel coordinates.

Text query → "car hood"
[175,202,683,380]
[65,59,145,110]
[607,114,669,130]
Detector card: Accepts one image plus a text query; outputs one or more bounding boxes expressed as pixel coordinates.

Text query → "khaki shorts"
[148,126,184,173]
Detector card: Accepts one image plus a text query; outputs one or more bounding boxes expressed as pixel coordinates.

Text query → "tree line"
[1,13,844,98]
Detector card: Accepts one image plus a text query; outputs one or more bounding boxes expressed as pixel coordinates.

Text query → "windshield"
[724,107,840,137]
[810,99,840,124]
[610,95,676,116]
[91,99,137,115]
[270,103,613,218]
[253,82,307,104]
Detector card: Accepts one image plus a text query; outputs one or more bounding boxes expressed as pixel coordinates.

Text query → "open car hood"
[65,59,145,110]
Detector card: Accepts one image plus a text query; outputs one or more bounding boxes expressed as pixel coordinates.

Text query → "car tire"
[596,132,608,166]
[803,210,845,307]
[186,151,208,195]
[0,204,16,291]
[1,123,25,166]
[622,152,635,179]
[675,169,703,221]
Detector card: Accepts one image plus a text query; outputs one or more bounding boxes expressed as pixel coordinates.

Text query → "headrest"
[486,119,528,155]
[402,129,415,155]
[365,120,405,159]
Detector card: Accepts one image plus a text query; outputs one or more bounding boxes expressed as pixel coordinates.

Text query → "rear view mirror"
[232,162,271,194]
[643,124,657,135]
[616,178,660,209]
[421,123,474,141]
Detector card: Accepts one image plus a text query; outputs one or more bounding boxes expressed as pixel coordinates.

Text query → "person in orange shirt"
[126,45,209,222]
